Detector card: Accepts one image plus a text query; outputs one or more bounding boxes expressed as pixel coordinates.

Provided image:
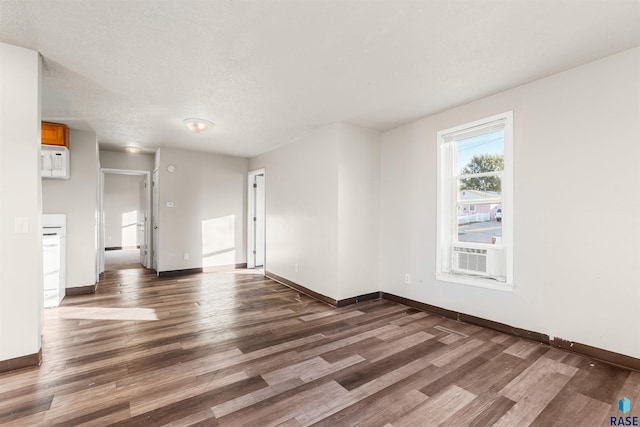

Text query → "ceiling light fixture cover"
[183,118,214,134]
[124,145,142,154]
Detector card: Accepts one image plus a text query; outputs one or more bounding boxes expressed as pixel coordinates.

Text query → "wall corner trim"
[336,292,382,307]
[65,283,98,296]
[265,271,338,306]
[382,292,640,373]
[259,275,640,372]
[157,267,204,278]
[265,271,382,308]
[0,348,42,374]
[203,263,247,273]
[550,337,640,372]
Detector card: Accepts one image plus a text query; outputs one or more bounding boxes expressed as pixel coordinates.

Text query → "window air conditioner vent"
[452,246,488,274]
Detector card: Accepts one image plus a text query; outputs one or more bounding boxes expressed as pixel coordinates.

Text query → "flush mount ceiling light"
[124,145,142,154]
[183,118,214,134]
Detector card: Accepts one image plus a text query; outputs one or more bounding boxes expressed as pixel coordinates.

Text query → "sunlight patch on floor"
[53,307,159,321]
[199,267,265,276]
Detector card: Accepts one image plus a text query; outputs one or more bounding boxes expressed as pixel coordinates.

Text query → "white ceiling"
[1,0,638,158]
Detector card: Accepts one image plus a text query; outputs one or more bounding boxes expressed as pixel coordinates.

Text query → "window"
[436,111,513,289]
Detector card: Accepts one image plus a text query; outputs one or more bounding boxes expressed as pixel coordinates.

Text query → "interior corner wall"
[155,148,248,272]
[99,150,154,171]
[380,47,640,358]
[249,123,382,301]
[249,125,341,299]
[337,123,381,300]
[154,149,161,172]
[43,129,99,289]
[0,43,42,361]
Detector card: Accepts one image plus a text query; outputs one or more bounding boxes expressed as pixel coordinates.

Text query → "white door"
[152,169,159,271]
[138,176,147,267]
[99,171,105,274]
[254,174,265,268]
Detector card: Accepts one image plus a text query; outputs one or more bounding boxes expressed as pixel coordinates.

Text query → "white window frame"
[435,111,514,290]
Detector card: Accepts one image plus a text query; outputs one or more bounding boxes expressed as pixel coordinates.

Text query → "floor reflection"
[53,306,159,321]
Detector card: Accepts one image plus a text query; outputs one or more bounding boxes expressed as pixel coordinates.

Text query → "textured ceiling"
[1,0,639,157]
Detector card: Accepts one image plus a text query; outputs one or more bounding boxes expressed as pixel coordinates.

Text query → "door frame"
[247,168,265,269]
[152,168,159,272]
[98,168,152,274]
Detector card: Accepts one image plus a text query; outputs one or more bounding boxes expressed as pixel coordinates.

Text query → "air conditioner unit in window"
[452,245,505,280]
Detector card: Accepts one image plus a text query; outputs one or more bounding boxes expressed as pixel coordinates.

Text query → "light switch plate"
[14,217,29,233]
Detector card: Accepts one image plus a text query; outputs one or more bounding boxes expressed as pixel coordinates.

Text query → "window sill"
[434,272,514,292]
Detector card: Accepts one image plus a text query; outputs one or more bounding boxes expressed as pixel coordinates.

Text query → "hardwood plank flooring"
[1,267,639,426]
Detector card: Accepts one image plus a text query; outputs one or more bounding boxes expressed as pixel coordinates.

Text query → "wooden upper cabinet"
[41,122,69,149]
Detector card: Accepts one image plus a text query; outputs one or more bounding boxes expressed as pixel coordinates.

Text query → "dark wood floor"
[1,267,638,426]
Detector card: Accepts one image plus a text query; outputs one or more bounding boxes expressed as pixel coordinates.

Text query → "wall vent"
[452,246,488,274]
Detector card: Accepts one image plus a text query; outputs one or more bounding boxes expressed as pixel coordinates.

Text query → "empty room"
[0,0,639,425]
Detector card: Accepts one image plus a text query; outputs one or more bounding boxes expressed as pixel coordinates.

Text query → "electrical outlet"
[183,252,189,260]
[294,263,299,272]
[404,274,411,284]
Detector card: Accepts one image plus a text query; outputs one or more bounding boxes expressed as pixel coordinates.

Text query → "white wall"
[103,174,144,248]
[155,148,248,272]
[337,123,381,299]
[250,125,341,298]
[0,43,42,361]
[43,129,99,289]
[100,150,154,171]
[380,47,640,358]
[249,123,381,301]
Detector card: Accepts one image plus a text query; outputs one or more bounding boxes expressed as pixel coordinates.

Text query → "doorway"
[98,168,151,273]
[152,168,158,271]
[247,169,265,270]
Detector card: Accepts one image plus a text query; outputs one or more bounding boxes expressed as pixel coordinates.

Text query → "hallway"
[104,249,143,271]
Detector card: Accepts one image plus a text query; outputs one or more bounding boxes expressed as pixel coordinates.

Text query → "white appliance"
[42,214,66,307]
[451,244,506,281]
[41,146,70,179]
